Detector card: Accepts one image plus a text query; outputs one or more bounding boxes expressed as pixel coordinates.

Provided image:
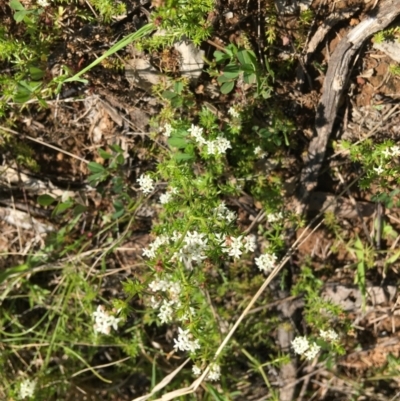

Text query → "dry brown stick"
[299,0,400,202]
[303,8,355,66]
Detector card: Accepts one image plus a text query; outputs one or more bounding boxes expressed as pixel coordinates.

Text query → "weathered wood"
[299,0,400,202]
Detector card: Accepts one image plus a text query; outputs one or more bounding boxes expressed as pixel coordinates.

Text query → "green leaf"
[14,10,29,22]
[37,194,56,206]
[243,72,256,85]
[112,200,125,219]
[174,152,194,161]
[214,50,230,63]
[29,66,45,80]
[223,64,240,79]
[87,172,105,185]
[174,81,183,94]
[217,75,234,84]
[14,88,30,103]
[10,0,25,11]
[98,148,112,159]
[220,81,235,94]
[171,96,183,108]
[88,162,106,174]
[168,136,187,149]
[240,63,255,74]
[237,49,256,66]
[224,44,238,57]
[73,204,87,217]
[162,90,177,100]
[110,144,123,154]
[54,200,73,215]
[0,264,30,285]
[64,23,156,84]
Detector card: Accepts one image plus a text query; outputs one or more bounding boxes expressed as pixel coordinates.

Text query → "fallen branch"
[299,0,400,201]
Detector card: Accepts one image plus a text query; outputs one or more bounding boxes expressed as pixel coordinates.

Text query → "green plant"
[388,63,400,76]
[144,0,214,48]
[373,26,400,44]
[212,43,274,97]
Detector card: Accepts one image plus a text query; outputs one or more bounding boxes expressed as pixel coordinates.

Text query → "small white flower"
[320,329,339,342]
[291,336,310,356]
[173,231,209,267]
[188,124,206,145]
[92,305,121,335]
[227,236,243,259]
[171,230,182,242]
[192,365,202,376]
[382,148,392,158]
[178,306,196,322]
[149,295,161,309]
[254,146,266,158]
[206,137,231,156]
[168,281,181,301]
[304,342,321,360]
[267,212,283,223]
[292,336,321,360]
[148,278,165,292]
[143,235,170,259]
[391,145,400,156]
[206,140,217,155]
[173,327,201,353]
[37,0,50,7]
[160,192,172,204]
[206,363,221,381]
[243,235,256,252]
[214,202,236,223]
[19,379,36,399]
[137,174,155,194]
[163,123,173,137]
[255,253,277,273]
[215,136,232,154]
[373,165,384,175]
[158,300,174,324]
[228,106,240,119]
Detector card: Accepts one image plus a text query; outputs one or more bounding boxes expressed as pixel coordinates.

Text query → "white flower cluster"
[207,363,222,381]
[188,124,206,145]
[255,252,277,272]
[175,231,209,267]
[92,305,121,335]
[267,212,283,223]
[142,234,170,259]
[375,145,400,175]
[216,233,256,259]
[37,0,50,7]
[163,123,173,137]
[148,275,183,323]
[214,202,236,223]
[254,146,266,158]
[19,379,36,399]
[191,363,221,381]
[159,187,178,205]
[320,329,339,342]
[382,145,400,158]
[173,327,200,353]
[291,336,321,360]
[228,106,240,119]
[206,136,232,156]
[188,124,231,156]
[192,365,202,376]
[137,174,155,194]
